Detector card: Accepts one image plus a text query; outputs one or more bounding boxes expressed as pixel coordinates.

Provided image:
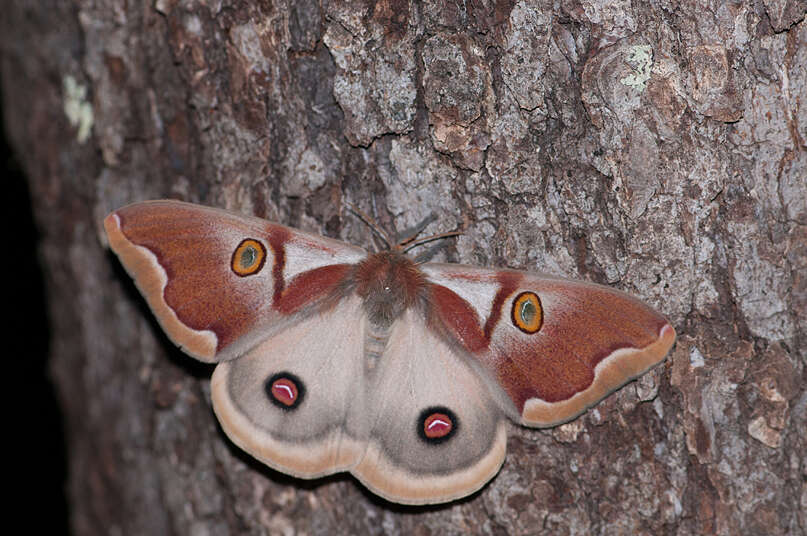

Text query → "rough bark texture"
[3,1,806,534]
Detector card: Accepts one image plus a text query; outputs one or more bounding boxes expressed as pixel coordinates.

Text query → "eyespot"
[265,372,305,410]
[511,291,543,334]
[417,406,458,444]
[231,238,266,277]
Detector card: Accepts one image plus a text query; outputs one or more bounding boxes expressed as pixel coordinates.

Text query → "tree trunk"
[3,1,806,534]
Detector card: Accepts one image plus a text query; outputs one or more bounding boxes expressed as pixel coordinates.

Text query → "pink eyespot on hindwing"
[265,372,305,410]
[418,407,458,444]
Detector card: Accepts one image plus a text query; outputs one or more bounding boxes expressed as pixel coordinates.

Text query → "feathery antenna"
[345,203,465,253]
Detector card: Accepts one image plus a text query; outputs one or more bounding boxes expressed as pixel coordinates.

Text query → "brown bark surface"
[2,1,806,534]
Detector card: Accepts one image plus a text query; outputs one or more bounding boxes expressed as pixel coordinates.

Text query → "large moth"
[104,200,675,504]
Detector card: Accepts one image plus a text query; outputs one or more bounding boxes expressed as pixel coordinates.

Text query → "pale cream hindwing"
[212,298,507,504]
[211,296,369,478]
[353,309,507,505]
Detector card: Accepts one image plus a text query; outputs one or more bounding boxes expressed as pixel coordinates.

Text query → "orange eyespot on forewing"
[231,238,266,277]
[511,291,543,334]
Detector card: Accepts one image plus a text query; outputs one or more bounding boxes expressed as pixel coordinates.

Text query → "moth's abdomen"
[364,322,392,370]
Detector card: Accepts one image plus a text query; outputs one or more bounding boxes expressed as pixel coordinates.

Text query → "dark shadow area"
[3,86,70,533]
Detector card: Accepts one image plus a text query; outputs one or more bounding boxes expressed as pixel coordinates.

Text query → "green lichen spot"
[63,75,94,144]
[619,45,654,92]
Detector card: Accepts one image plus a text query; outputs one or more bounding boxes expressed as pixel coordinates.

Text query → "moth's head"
[354,251,427,326]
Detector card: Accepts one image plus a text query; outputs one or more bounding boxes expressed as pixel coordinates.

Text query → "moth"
[103,200,675,505]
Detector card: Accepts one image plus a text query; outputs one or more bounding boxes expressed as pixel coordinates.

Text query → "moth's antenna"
[346,203,467,254]
[345,203,393,249]
[400,230,463,254]
[400,211,467,253]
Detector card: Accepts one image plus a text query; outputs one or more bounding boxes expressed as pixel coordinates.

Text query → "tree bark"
[3,1,806,534]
